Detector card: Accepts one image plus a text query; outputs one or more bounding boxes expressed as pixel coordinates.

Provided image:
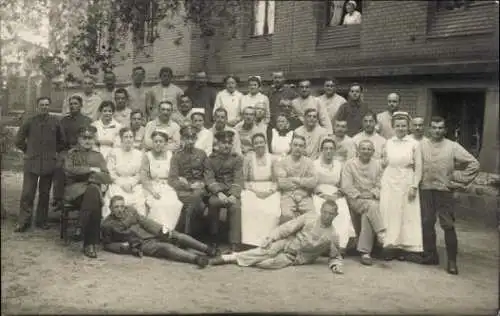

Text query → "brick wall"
[208,0,498,81]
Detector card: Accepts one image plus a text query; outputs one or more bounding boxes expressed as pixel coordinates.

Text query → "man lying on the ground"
[209,200,344,274]
[101,195,219,268]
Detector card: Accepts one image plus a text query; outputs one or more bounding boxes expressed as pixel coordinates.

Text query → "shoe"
[208,256,228,266]
[83,245,97,259]
[206,246,220,257]
[360,254,373,266]
[331,264,344,274]
[195,255,209,268]
[447,260,458,275]
[405,253,425,264]
[421,253,440,265]
[14,223,30,233]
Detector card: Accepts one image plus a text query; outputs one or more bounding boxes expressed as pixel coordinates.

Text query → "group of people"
[13,66,480,275]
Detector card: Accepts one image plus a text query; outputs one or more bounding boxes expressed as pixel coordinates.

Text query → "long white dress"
[313,158,356,249]
[144,151,183,230]
[241,152,282,246]
[102,147,146,219]
[380,135,423,252]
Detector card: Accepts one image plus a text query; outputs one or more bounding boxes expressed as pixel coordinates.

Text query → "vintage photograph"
[1,0,499,314]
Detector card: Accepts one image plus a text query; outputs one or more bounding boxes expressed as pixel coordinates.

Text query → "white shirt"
[317,94,347,123]
[214,89,243,125]
[240,92,270,124]
[352,131,387,159]
[343,11,362,25]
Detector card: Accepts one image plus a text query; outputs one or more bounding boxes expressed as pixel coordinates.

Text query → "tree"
[1,0,244,80]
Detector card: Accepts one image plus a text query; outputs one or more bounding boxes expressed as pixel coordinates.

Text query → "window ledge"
[426,29,494,40]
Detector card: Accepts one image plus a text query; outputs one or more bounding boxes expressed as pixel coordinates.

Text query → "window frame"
[325,0,363,28]
[250,0,275,38]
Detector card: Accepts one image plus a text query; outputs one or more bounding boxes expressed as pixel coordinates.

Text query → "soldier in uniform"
[15,97,66,232]
[53,95,93,212]
[102,195,217,268]
[168,125,208,236]
[64,126,112,258]
[204,130,244,251]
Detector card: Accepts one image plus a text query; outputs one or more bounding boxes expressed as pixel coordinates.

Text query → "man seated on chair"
[209,200,344,274]
[101,195,218,268]
[64,125,112,259]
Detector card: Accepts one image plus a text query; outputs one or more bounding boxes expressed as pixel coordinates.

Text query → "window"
[133,0,156,60]
[252,0,275,36]
[435,0,474,11]
[326,0,363,27]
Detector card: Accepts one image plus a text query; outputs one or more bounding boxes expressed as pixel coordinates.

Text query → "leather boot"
[195,255,209,268]
[447,260,458,275]
[83,245,98,258]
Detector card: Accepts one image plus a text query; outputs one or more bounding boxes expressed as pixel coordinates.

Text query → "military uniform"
[15,113,66,229]
[168,146,208,235]
[53,112,93,206]
[204,136,244,245]
[64,140,111,253]
[101,206,214,266]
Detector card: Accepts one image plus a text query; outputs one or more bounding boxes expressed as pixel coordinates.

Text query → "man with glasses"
[292,80,332,134]
[15,97,66,232]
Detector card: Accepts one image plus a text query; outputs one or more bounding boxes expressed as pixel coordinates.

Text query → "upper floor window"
[253,0,275,36]
[327,0,363,26]
[133,0,156,52]
[435,0,474,11]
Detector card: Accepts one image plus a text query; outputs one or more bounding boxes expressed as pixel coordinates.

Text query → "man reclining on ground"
[209,200,344,274]
[101,195,218,268]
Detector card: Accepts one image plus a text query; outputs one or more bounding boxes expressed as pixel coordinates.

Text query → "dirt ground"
[1,171,499,315]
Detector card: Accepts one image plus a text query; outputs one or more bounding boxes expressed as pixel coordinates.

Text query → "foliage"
[1,0,244,79]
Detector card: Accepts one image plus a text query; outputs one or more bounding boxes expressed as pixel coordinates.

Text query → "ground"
[1,170,499,315]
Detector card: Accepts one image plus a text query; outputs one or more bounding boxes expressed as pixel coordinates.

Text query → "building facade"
[65,0,499,173]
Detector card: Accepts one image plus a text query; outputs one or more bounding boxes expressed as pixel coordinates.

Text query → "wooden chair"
[59,201,80,244]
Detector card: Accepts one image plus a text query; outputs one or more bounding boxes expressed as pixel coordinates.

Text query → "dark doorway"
[432,91,485,157]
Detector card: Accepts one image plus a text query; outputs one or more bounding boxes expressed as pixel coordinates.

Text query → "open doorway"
[432,91,485,157]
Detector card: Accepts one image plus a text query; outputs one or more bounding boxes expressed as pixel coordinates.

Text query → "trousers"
[71,184,103,246]
[175,189,206,236]
[207,195,242,244]
[280,195,314,224]
[18,171,53,226]
[104,230,210,264]
[420,189,457,260]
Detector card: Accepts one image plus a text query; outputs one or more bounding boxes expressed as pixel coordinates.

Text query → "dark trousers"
[52,166,65,204]
[175,189,206,236]
[104,230,210,264]
[18,171,53,227]
[72,184,103,246]
[207,195,242,244]
[420,189,457,261]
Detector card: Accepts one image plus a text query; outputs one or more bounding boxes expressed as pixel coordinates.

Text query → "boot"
[194,255,209,268]
[447,260,458,275]
[83,245,97,258]
[360,253,373,266]
[208,256,229,266]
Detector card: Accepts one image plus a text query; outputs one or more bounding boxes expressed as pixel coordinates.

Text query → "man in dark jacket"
[52,95,93,211]
[15,97,66,232]
[168,125,208,236]
[101,195,217,268]
[64,126,111,258]
[204,130,244,251]
[184,71,217,127]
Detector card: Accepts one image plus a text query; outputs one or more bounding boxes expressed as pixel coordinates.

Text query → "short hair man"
[168,125,208,236]
[334,83,370,137]
[204,130,244,251]
[14,97,66,232]
[209,200,344,274]
[419,116,480,274]
[266,71,298,129]
[293,108,329,160]
[317,78,347,126]
[276,134,318,222]
[292,80,333,134]
[352,111,386,159]
[341,140,387,266]
[113,88,132,126]
[126,66,148,115]
[376,92,401,139]
[143,101,181,151]
[410,117,426,141]
[102,195,218,268]
[184,71,217,126]
[146,67,184,120]
[234,106,261,155]
[63,126,112,258]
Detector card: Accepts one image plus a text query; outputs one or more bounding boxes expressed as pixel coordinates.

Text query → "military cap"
[180,125,198,138]
[78,125,97,137]
[214,130,235,143]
